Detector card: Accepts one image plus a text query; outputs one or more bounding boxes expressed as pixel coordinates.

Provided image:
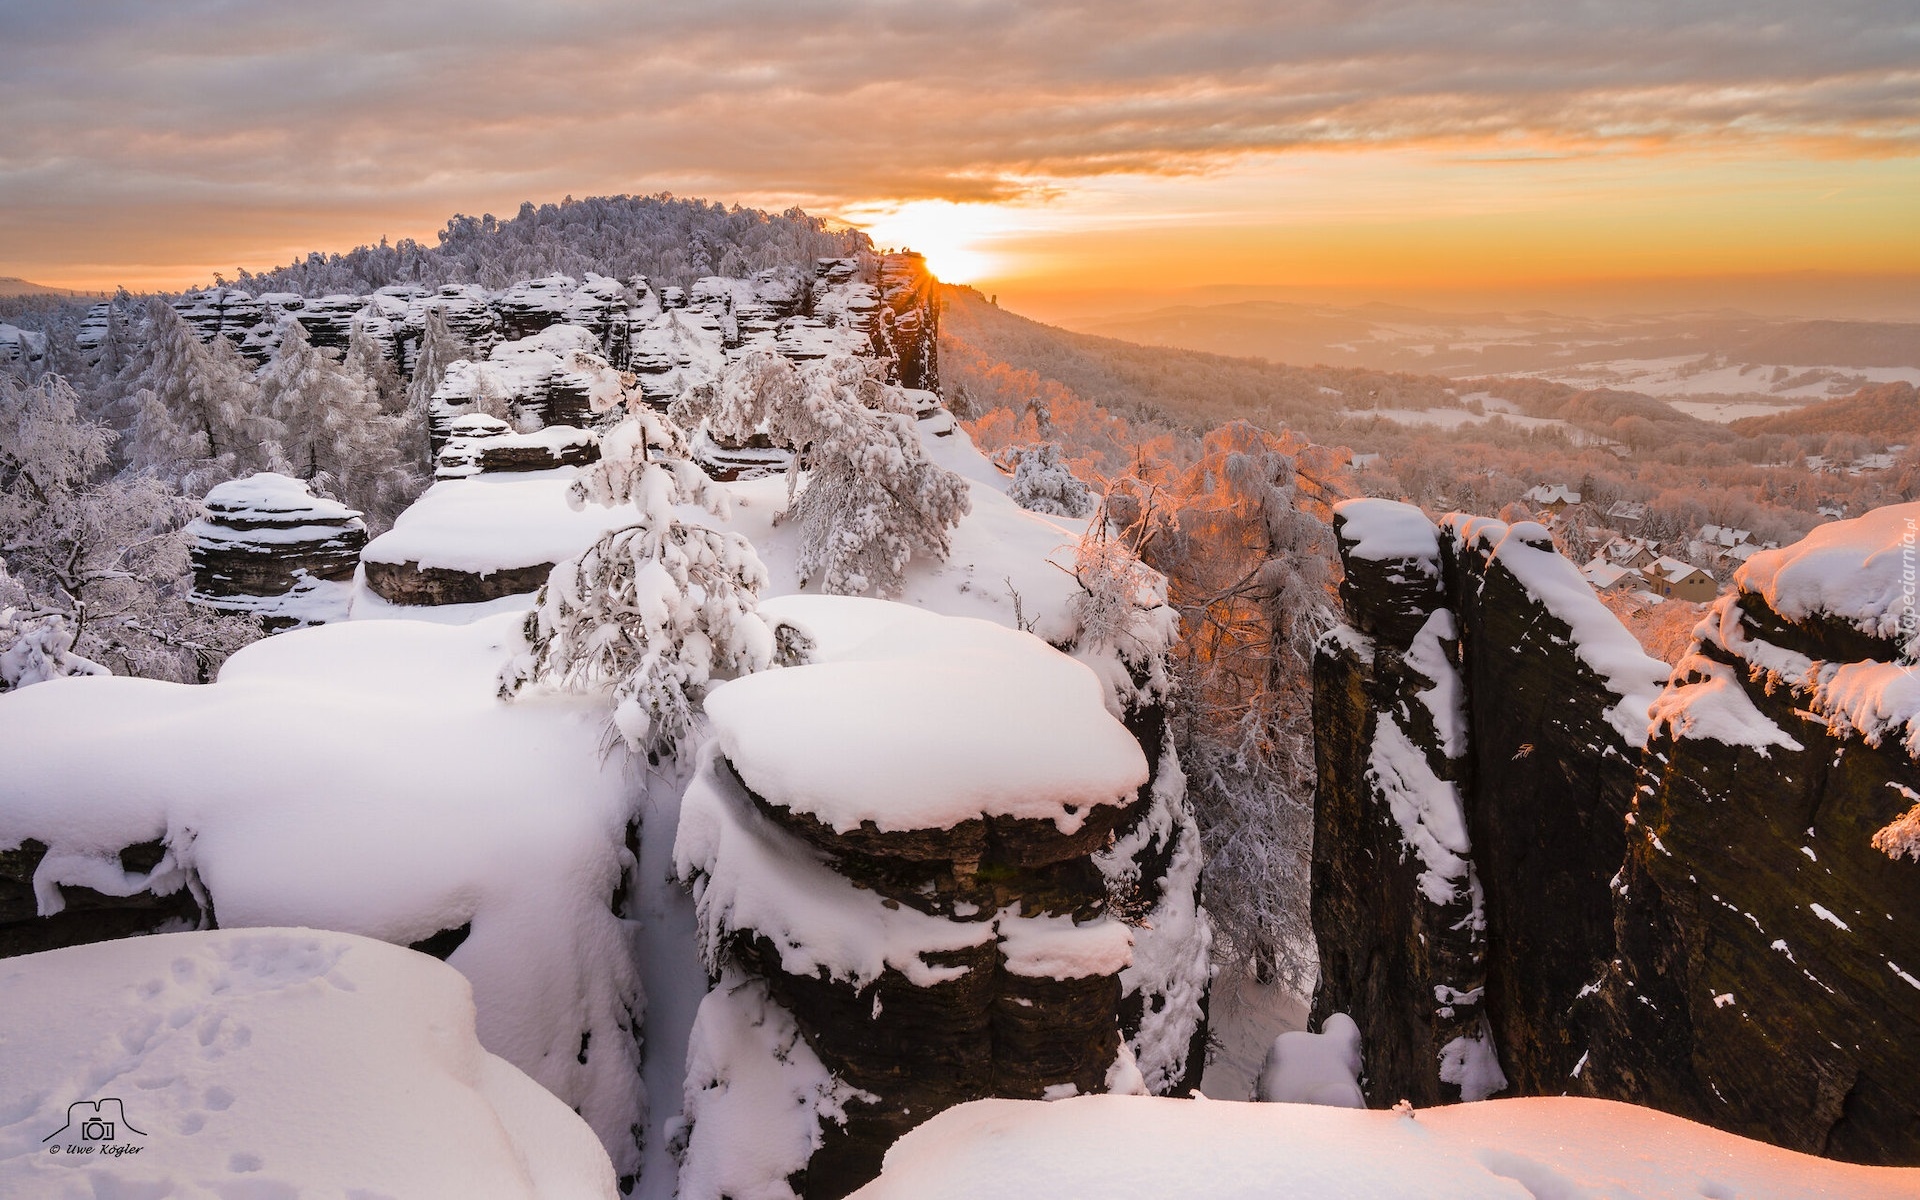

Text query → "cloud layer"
[2,1,1915,284]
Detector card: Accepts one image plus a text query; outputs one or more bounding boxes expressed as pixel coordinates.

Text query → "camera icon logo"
[44,1099,145,1145]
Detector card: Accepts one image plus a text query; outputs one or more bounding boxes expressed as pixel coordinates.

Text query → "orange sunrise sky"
[2,2,1916,318]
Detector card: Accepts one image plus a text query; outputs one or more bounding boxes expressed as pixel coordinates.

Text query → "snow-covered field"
[849,1094,1920,1199]
[1339,407,1576,435]
[1523,357,1920,405]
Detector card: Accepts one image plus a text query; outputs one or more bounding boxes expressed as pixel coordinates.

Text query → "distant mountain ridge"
[0,276,103,298]
[1067,299,1920,390]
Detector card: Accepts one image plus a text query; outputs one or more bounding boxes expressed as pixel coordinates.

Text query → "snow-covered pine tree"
[126,298,280,495]
[0,372,258,683]
[500,402,784,760]
[676,349,972,596]
[260,316,421,531]
[348,312,430,480]
[1007,441,1097,517]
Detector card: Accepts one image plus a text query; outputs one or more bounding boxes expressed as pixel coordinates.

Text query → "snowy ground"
[0,929,617,1198]
[849,1094,1920,1199]
[0,615,650,1180]
[1199,964,1310,1100]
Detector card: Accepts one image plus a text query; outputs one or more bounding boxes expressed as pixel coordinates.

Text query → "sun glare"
[845,200,1016,284]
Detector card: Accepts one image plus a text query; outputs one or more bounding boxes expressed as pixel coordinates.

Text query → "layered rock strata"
[875,253,939,392]
[188,472,367,630]
[1311,497,1920,1163]
[427,325,627,454]
[434,415,601,479]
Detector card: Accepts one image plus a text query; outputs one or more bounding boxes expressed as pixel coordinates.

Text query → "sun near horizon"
[3,4,1917,319]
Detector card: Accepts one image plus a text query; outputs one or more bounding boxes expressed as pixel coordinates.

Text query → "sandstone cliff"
[673,598,1195,1198]
[1311,498,1920,1163]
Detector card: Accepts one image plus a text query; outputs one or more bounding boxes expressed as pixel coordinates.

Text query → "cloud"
[1,0,1915,281]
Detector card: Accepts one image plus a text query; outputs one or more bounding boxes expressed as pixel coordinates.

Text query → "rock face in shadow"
[0,838,208,959]
[361,559,557,608]
[188,472,366,630]
[1309,503,1501,1108]
[1584,506,1920,1163]
[1310,498,1920,1164]
[875,253,939,393]
[680,750,1135,1199]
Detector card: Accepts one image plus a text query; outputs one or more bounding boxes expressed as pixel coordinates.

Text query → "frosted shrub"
[1069,521,1178,713]
[1008,442,1096,518]
[0,565,105,691]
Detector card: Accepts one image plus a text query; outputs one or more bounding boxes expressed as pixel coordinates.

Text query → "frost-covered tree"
[260,317,421,531]
[0,560,106,691]
[1,373,258,683]
[1068,517,1179,713]
[501,401,789,759]
[677,350,972,595]
[1110,420,1340,986]
[1007,441,1096,517]
[125,298,280,494]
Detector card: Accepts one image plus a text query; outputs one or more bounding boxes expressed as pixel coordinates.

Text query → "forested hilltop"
[231,194,870,295]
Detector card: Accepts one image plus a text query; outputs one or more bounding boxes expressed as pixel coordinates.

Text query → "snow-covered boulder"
[359,467,637,607]
[0,614,648,1179]
[847,1094,1920,1200]
[0,929,616,1198]
[673,597,1152,1198]
[1254,1012,1365,1106]
[188,472,367,630]
[435,414,601,479]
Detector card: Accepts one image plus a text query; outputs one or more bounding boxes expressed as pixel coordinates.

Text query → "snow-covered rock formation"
[87,252,936,391]
[188,472,367,629]
[1596,500,1920,1161]
[435,415,601,479]
[673,597,1151,1198]
[428,323,629,453]
[0,929,618,1198]
[0,615,650,1183]
[1311,497,1920,1162]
